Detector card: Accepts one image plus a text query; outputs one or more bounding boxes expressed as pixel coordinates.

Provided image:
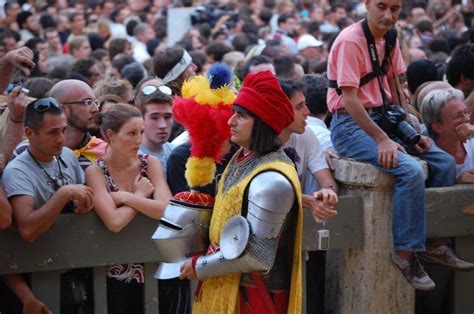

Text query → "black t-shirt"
[166,143,238,198]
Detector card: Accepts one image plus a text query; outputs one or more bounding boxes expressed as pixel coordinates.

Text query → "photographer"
[327,0,456,291]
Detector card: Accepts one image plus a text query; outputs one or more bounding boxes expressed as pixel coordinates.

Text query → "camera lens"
[397,121,421,145]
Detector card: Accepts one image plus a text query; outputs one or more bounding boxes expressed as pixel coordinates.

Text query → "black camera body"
[377,105,421,145]
[191,3,239,29]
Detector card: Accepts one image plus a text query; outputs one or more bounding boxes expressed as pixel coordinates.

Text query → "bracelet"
[9,115,23,123]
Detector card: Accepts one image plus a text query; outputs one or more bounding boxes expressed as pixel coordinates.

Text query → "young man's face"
[27,113,68,158]
[228,110,255,149]
[143,102,173,146]
[288,91,310,134]
[366,0,402,36]
[73,40,92,60]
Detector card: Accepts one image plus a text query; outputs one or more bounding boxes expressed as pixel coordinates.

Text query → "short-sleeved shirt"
[2,147,84,209]
[139,142,175,170]
[456,139,474,178]
[327,21,406,112]
[283,127,328,193]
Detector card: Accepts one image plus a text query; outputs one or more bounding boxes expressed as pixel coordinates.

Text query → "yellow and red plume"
[173,75,235,188]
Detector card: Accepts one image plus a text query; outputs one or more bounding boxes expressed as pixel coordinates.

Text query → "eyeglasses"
[451,109,472,121]
[62,99,100,107]
[33,97,60,112]
[142,85,172,96]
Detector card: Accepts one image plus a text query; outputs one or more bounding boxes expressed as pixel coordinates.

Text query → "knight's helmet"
[150,64,235,279]
[151,191,213,279]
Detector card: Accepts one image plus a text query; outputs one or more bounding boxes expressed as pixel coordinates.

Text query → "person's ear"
[431,121,443,135]
[24,126,34,139]
[105,129,114,142]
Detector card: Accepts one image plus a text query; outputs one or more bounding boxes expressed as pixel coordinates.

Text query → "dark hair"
[428,37,450,54]
[406,60,438,94]
[446,44,474,87]
[112,54,135,72]
[205,41,233,63]
[153,47,185,79]
[1,29,20,42]
[277,13,294,25]
[274,55,296,79]
[301,74,328,116]
[232,33,249,53]
[146,38,161,57]
[294,53,310,75]
[243,55,274,78]
[68,12,84,23]
[189,51,207,74]
[109,38,131,60]
[416,20,433,33]
[121,62,146,89]
[279,78,305,99]
[91,48,108,62]
[233,105,281,155]
[71,58,97,80]
[126,19,140,37]
[24,77,55,99]
[135,88,173,115]
[87,32,104,50]
[39,13,56,29]
[25,98,64,130]
[16,11,32,29]
[24,38,44,50]
[97,104,142,142]
[259,8,273,24]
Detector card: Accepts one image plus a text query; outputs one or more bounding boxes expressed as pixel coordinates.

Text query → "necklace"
[27,149,65,191]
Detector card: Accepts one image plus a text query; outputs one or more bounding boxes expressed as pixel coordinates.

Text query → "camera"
[316,229,330,250]
[6,82,29,95]
[190,3,239,29]
[377,105,420,145]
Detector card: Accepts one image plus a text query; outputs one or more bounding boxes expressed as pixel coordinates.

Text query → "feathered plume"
[173,73,235,188]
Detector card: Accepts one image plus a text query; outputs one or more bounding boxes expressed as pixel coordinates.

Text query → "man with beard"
[49,79,107,170]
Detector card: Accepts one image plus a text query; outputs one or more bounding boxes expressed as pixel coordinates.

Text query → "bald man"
[50,80,107,169]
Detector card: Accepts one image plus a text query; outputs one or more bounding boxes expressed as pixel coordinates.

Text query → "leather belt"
[333,106,384,116]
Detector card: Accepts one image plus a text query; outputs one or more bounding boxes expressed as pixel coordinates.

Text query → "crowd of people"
[0,0,474,313]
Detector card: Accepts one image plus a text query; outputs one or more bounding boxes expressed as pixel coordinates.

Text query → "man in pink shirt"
[327,0,456,291]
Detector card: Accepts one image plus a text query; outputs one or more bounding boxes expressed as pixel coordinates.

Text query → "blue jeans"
[330,114,456,251]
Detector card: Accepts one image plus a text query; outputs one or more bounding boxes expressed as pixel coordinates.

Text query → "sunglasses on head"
[142,85,172,96]
[33,97,60,112]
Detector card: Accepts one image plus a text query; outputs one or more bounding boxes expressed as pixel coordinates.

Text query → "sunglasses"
[33,97,60,112]
[142,85,172,96]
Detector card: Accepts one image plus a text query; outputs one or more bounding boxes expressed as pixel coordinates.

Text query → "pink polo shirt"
[327,21,406,113]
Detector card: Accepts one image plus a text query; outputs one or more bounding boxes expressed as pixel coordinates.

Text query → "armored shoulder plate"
[247,171,295,239]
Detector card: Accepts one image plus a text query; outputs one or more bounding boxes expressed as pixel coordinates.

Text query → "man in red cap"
[179,70,303,313]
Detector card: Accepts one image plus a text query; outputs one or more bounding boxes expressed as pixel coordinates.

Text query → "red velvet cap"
[233,71,294,134]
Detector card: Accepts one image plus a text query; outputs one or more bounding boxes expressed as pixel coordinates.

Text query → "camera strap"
[361,19,396,108]
[328,19,397,102]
